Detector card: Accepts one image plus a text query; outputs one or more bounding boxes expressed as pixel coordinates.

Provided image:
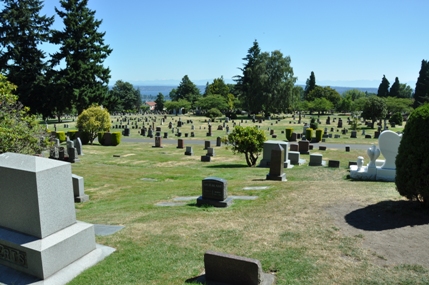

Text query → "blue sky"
[38,0,428,87]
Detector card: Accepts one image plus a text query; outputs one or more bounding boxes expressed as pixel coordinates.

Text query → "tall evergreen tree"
[234,40,263,114]
[0,0,54,115]
[304,71,316,99]
[173,75,201,106]
[389,77,400,98]
[50,0,113,114]
[413,59,429,108]
[154,93,165,111]
[377,75,390,97]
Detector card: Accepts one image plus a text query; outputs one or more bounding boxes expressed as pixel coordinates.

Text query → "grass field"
[43,113,429,284]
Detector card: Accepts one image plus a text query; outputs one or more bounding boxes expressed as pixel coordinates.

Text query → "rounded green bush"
[111,132,122,146]
[315,129,323,142]
[305,128,313,141]
[56,131,66,142]
[285,128,293,141]
[395,103,429,206]
[389,112,403,126]
[67,130,79,140]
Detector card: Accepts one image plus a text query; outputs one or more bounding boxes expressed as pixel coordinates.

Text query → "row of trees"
[0,0,112,120]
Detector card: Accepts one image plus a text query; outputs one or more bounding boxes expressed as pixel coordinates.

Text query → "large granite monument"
[0,152,114,283]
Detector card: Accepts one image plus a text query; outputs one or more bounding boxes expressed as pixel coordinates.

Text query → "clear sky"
[38,0,428,87]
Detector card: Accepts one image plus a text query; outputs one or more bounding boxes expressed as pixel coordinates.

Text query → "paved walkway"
[121,137,372,150]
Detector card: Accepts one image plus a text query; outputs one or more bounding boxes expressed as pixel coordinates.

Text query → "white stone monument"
[0,153,114,282]
[350,130,402,182]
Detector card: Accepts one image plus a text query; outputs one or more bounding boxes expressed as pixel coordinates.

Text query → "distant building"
[145,101,156,111]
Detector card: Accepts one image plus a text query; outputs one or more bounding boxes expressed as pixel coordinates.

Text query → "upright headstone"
[72,174,89,202]
[177,139,184,149]
[185,146,193,156]
[152,136,163,148]
[266,144,286,181]
[197,177,232,207]
[204,141,211,150]
[259,140,290,168]
[298,140,310,155]
[216,137,222,147]
[0,153,113,280]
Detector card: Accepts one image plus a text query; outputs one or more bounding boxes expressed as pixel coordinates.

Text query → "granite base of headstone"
[0,152,114,281]
[201,155,211,162]
[197,177,232,207]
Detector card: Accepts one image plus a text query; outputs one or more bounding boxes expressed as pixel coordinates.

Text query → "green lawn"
[57,114,429,284]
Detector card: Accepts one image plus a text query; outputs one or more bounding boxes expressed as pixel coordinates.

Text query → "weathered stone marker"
[199,251,275,285]
[197,177,232,207]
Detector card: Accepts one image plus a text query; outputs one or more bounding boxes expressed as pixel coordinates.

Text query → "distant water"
[137,85,206,97]
[136,85,378,100]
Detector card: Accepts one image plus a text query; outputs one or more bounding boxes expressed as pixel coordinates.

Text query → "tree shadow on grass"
[206,164,249,169]
[345,200,429,231]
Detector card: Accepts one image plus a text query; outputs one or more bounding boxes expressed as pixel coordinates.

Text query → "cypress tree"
[389,77,400,98]
[304,71,316,99]
[50,0,113,114]
[377,75,390,97]
[413,60,429,108]
[0,0,54,116]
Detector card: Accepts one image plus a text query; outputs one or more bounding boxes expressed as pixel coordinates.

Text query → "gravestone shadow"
[345,200,429,231]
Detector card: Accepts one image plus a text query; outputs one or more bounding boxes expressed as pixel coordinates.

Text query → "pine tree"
[377,75,390,97]
[50,0,113,114]
[413,59,429,108]
[304,71,316,99]
[234,40,263,113]
[0,0,54,115]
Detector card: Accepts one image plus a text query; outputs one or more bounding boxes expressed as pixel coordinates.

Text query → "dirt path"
[327,200,429,268]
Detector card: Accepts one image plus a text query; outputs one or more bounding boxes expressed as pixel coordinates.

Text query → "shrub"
[389,112,403,126]
[310,117,318,129]
[285,128,293,141]
[98,132,106,145]
[206,108,222,119]
[315,129,323,142]
[56,131,66,142]
[77,131,90,145]
[0,75,46,154]
[395,103,429,207]
[111,132,121,146]
[222,126,266,167]
[76,105,111,144]
[306,128,313,141]
[67,130,79,140]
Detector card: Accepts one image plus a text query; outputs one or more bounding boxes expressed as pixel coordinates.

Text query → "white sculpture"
[350,130,402,182]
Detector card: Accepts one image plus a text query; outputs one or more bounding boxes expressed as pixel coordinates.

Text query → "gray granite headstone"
[0,153,113,280]
[197,177,232,207]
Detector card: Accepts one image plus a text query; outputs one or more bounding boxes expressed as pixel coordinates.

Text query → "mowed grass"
[65,135,429,285]
[48,113,406,146]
